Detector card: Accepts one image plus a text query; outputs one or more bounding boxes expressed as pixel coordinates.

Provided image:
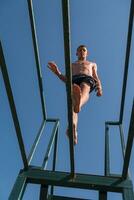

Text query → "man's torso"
[72,61,95,77]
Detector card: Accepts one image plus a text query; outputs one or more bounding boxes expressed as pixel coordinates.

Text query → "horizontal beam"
[24,168,132,193]
[46,118,60,122]
[105,121,120,126]
[48,195,91,200]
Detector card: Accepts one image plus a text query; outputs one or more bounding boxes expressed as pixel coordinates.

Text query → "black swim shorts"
[72,74,97,93]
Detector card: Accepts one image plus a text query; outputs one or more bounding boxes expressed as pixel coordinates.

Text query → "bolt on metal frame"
[0,0,134,199]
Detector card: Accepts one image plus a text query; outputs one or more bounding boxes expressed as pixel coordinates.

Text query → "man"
[48,45,102,145]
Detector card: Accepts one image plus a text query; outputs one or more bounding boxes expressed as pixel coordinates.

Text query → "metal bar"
[119,125,130,178]
[25,168,132,193]
[42,120,59,169]
[28,120,46,164]
[9,173,27,200]
[119,124,126,158]
[99,191,107,200]
[46,118,59,122]
[62,0,75,176]
[50,128,59,196]
[48,195,92,200]
[122,187,134,200]
[105,121,120,126]
[104,125,110,176]
[27,0,47,120]
[119,0,134,123]
[0,41,28,169]
[39,184,48,200]
[122,101,134,179]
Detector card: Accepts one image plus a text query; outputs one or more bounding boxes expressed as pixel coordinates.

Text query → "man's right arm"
[48,62,67,83]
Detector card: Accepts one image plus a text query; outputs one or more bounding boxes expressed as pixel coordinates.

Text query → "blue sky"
[0,0,134,199]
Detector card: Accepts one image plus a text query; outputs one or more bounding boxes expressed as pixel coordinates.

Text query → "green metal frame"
[62,0,75,176]
[0,0,134,199]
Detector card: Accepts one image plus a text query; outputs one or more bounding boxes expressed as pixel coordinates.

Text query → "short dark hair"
[77,45,87,51]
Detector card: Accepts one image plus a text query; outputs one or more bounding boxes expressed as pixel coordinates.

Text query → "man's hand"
[48,62,61,76]
[96,88,103,96]
[95,81,103,97]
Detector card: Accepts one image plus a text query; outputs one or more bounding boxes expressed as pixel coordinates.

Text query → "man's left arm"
[92,63,103,96]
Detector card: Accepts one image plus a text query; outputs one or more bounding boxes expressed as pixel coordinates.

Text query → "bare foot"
[73,84,81,113]
[66,125,78,145]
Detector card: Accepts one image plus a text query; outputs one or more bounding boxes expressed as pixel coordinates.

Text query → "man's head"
[76,45,88,60]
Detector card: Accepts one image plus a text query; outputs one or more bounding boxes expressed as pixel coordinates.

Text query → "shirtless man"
[48,45,102,145]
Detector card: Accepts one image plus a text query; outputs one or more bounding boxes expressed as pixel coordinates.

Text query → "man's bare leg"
[66,112,78,145]
[79,83,90,109]
[73,84,81,113]
[73,83,90,113]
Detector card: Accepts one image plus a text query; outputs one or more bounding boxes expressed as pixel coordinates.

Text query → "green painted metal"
[28,120,46,164]
[119,124,126,158]
[9,173,27,200]
[122,186,134,200]
[104,125,110,176]
[99,191,107,200]
[39,184,48,200]
[27,0,47,120]
[47,118,60,122]
[50,128,59,196]
[42,120,59,169]
[122,102,134,179]
[2,0,134,199]
[119,0,134,123]
[24,168,133,193]
[61,0,75,176]
[48,195,91,200]
[105,121,120,126]
[0,41,28,169]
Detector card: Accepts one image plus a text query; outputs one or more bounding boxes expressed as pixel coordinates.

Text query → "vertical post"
[51,128,59,196]
[104,124,110,176]
[27,0,47,120]
[99,191,107,200]
[39,184,48,200]
[0,41,28,169]
[62,0,75,177]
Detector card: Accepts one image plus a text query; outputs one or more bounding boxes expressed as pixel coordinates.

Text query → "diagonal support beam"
[119,0,134,123]
[27,0,47,119]
[122,101,134,179]
[9,172,27,200]
[122,187,134,200]
[61,0,75,176]
[0,41,28,169]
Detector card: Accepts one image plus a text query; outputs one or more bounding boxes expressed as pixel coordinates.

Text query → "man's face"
[76,46,88,59]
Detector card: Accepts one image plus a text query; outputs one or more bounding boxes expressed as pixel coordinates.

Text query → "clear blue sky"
[0,0,134,199]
